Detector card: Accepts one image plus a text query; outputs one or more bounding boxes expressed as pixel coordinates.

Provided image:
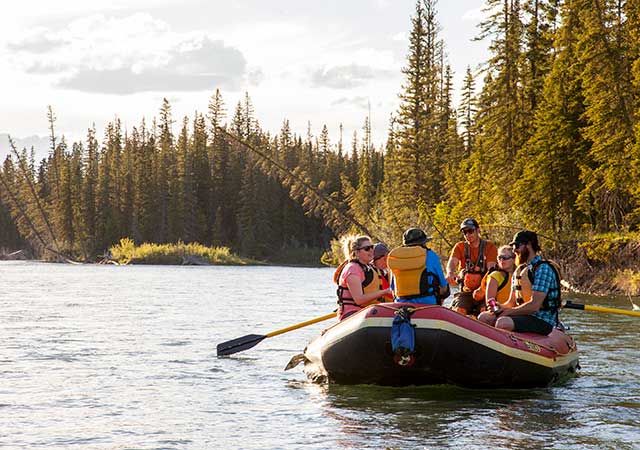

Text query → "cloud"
[56,37,246,94]
[247,68,265,86]
[24,60,69,74]
[311,64,393,89]
[10,13,249,94]
[331,96,370,109]
[7,31,67,54]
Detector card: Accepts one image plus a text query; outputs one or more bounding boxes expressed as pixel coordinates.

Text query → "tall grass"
[109,238,257,265]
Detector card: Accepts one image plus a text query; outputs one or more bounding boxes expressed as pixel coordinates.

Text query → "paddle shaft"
[217,312,335,356]
[266,312,336,337]
[564,301,640,318]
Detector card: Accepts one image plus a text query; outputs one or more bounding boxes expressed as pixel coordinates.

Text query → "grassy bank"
[109,238,258,265]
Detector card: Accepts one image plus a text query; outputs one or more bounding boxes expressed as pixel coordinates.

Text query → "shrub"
[108,238,253,265]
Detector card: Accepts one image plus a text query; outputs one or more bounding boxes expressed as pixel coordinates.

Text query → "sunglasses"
[498,255,514,260]
[358,245,374,251]
[462,228,475,235]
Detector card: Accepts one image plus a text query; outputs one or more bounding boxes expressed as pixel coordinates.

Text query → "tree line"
[0,93,387,261]
[1,0,639,262]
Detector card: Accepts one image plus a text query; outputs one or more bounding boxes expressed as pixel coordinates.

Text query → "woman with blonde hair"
[333,235,392,320]
[478,245,517,325]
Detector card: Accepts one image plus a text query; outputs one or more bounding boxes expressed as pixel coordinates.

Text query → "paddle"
[216,312,336,356]
[563,300,640,318]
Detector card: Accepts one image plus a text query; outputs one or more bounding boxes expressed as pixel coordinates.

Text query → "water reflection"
[308,383,559,448]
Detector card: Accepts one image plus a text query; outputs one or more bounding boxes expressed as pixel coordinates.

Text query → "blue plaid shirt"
[529,255,560,325]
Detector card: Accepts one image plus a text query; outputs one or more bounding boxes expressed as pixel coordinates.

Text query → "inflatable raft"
[297,303,579,388]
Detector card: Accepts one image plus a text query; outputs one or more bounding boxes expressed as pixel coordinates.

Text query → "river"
[0,261,638,449]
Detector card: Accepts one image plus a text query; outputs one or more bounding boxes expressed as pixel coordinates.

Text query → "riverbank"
[6,233,640,299]
[550,232,640,298]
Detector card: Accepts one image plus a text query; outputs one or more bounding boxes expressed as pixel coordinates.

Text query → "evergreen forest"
[2,0,640,265]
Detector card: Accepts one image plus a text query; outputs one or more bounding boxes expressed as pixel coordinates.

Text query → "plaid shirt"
[529,255,560,325]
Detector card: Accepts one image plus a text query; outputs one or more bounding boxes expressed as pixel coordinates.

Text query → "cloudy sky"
[1,0,488,157]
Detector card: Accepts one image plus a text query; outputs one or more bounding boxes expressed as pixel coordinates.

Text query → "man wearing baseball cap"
[491,230,562,335]
[445,218,497,316]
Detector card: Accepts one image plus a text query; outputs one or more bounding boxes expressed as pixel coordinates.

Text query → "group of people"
[334,218,562,336]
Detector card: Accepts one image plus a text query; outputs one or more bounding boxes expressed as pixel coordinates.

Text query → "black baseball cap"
[460,218,479,231]
[509,230,538,247]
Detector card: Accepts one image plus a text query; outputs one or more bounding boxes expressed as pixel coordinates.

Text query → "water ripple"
[0,262,637,449]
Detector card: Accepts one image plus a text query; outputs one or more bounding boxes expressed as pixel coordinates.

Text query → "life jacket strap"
[464,239,487,274]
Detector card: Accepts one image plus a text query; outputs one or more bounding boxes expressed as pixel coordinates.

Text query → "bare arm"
[446,256,459,285]
[499,290,545,316]
[485,277,499,302]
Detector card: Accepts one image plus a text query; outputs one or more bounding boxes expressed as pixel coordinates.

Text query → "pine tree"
[349,131,376,228]
[175,116,191,241]
[207,88,226,140]
[460,0,529,225]
[82,126,99,253]
[575,0,638,230]
[522,0,559,112]
[191,112,210,243]
[207,90,227,243]
[133,120,157,243]
[512,0,589,235]
[121,131,135,242]
[627,0,640,224]
[382,0,443,223]
[157,98,174,242]
[459,66,477,155]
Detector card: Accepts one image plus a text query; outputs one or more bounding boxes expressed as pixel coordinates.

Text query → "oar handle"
[564,300,640,317]
[266,312,336,338]
[563,301,585,311]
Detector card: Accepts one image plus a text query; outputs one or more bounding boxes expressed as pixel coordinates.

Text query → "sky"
[0,0,489,160]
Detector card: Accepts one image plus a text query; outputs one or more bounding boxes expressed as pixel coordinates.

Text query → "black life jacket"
[463,239,488,274]
[528,259,562,324]
[528,259,561,310]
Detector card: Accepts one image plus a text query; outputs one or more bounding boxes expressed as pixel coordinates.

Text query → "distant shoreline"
[4,233,640,299]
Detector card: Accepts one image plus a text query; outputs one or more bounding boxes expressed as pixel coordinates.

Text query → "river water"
[0,261,638,449]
